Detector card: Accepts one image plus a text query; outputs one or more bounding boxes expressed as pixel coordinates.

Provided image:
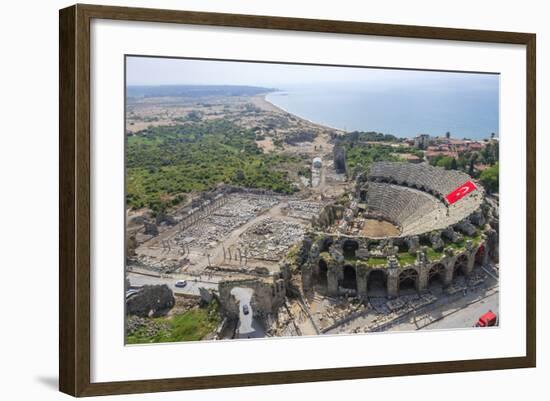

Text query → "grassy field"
[426,248,444,262]
[367,257,388,267]
[126,302,220,344]
[397,252,417,266]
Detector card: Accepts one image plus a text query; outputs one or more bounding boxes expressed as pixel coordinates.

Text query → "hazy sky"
[126,56,498,89]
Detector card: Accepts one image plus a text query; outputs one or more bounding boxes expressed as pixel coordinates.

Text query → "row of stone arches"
[316,244,487,296]
[339,266,424,295]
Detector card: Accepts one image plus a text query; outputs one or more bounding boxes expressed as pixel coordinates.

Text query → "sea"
[265,75,499,140]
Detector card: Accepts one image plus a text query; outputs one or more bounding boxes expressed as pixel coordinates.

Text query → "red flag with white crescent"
[445,180,477,204]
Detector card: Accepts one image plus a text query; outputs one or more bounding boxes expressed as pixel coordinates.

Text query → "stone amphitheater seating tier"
[368,162,477,198]
[365,179,483,237]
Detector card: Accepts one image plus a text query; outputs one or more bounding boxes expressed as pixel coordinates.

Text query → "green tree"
[234,169,245,182]
[480,163,499,193]
[436,156,454,170]
[468,153,478,175]
[450,158,458,170]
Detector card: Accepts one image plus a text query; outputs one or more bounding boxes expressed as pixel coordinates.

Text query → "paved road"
[127,272,217,296]
[420,292,499,330]
[231,287,266,339]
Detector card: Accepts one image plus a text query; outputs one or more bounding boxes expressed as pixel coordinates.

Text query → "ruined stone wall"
[312,204,345,229]
[218,276,286,319]
[302,231,491,299]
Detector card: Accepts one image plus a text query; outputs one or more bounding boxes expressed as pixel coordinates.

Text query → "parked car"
[475,310,498,327]
[175,280,187,288]
[242,304,250,315]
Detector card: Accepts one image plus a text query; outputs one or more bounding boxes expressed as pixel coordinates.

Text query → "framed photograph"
[59,4,536,397]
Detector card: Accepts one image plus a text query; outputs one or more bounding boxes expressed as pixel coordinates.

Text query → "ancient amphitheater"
[363,162,484,236]
[302,162,499,299]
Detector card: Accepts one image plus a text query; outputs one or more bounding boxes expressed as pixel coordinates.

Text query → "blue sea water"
[265,75,499,140]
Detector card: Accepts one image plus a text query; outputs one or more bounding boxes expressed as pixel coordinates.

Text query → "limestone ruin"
[126,161,499,340]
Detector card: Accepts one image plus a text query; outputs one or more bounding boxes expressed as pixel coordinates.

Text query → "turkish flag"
[445,181,477,204]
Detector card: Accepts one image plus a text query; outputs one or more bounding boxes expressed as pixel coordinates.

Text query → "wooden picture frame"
[59,3,536,397]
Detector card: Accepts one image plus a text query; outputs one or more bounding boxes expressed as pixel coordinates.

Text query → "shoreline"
[259,92,495,141]
[255,92,346,134]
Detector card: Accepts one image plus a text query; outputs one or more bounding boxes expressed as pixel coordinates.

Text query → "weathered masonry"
[301,161,498,299]
[218,275,286,319]
[301,230,497,298]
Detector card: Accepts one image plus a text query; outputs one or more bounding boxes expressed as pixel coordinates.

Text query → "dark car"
[242,305,250,315]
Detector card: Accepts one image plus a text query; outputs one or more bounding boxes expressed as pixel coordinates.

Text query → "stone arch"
[419,235,431,247]
[454,254,469,278]
[318,259,328,285]
[399,268,418,292]
[319,237,333,253]
[341,265,357,290]
[367,269,387,296]
[342,239,359,259]
[428,263,445,286]
[475,244,485,266]
[395,238,408,253]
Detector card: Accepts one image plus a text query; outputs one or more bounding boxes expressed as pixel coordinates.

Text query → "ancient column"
[301,263,313,292]
[417,265,429,292]
[465,240,475,276]
[487,228,499,262]
[386,256,400,298]
[356,265,368,298]
[327,261,339,296]
[416,247,429,292]
[482,239,490,266]
[387,272,399,298]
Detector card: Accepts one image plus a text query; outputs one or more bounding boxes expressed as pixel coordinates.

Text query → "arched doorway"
[428,263,445,287]
[367,269,387,296]
[341,265,357,290]
[395,239,408,253]
[399,268,418,292]
[318,259,328,285]
[475,245,485,266]
[343,240,359,259]
[320,237,333,253]
[454,254,468,278]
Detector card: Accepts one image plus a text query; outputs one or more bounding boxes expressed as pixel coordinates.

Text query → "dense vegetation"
[346,144,400,168]
[342,131,400,143]
[344,143,401,176]
[479,163,499,193]
[126,120,299,211]
[336,131,418,177]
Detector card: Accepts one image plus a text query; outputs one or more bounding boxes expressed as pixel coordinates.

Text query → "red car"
[475,310,498,327]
